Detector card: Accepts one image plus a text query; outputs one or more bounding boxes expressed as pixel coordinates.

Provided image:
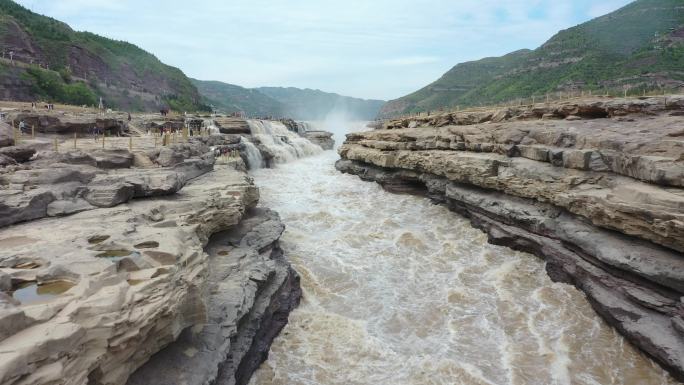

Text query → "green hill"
[380,0,684,118]
[192,81,386,120]
[191,79,287,117]
[0,0,208,111]
[257,87,386,121]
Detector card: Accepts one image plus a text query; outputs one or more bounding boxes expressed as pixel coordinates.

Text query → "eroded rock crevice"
[126,209,301,385]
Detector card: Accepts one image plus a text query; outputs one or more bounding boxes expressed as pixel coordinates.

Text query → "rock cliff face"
[0,1,208,112]
[0,138,300,384]
[7,112,128,135]
[337,96,684,381]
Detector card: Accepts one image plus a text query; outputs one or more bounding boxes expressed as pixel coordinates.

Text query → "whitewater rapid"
[248,151,675,385]
[247,120,322,164]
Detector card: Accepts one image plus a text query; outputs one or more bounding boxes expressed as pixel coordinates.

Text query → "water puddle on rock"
[249,151,676,385]
[12,281,75,305]
[0,236,38,248]
[95,250,132,259]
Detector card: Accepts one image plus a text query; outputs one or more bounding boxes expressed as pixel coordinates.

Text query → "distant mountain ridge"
[256,87,385,120]
[380,0,684,118]
[191,79,287,117]
[0,0,208,111]
[0,0,384,117]
[193,80,386,120]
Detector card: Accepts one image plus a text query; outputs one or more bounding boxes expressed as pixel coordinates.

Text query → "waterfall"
[247,120,322,164]
[296,121,313,134]
[240,137,264,170]
[204,119,220,135]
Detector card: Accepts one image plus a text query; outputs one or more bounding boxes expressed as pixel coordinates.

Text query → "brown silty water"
[249,151,676,385]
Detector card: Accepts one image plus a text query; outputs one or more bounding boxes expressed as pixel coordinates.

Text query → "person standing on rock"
[19,120,27,135]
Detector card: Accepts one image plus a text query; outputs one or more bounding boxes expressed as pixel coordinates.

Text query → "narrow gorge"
[333,97,684,383]
[1,0,684,384]
[246,150,679,385]
[1,96,683,385]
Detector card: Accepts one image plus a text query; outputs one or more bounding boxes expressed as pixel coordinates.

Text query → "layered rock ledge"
[6,111,129,135]
[0,138,300,384]
[337,96,684,381]
[302,131,335,150]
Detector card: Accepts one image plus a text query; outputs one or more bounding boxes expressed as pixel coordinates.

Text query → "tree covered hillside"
[380,0,684,117]
[0,0,208,111]
[191,79,287,117]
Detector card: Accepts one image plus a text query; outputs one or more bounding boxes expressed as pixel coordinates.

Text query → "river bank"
[0,116,323,384]
[336,96,684,381]
[0,95,682,384]
[249,151,676,385]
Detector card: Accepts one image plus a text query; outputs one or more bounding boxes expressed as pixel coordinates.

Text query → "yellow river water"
[249,151,676,385]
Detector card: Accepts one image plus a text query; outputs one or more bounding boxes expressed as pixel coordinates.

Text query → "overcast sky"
[15,0,632,100]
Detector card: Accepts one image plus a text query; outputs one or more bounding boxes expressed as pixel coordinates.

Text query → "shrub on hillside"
[24,66,97,106]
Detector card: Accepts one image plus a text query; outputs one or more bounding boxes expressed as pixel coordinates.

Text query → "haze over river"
[249,150,675,385]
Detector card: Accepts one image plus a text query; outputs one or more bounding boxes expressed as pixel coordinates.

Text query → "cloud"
[587,0,632,18]
[382,56,441,66]
[19,0,124,16]
[14,0,635,100]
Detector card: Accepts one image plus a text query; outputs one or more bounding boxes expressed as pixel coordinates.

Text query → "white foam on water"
[247,120,322,164]
[249,151,676,385]
[303,120,370,149]
[241,137,264,170]
[204,118,221,135]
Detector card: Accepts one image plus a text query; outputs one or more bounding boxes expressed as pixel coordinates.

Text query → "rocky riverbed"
[0,130,303,384]
[337,96,684,381]
[4,94,680,384]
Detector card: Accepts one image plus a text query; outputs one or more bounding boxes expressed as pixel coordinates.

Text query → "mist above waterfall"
[256,87,384,121]
[301,101,373,150]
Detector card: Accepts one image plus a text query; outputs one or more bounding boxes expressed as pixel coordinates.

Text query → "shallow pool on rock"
[95,250,133,259]
[12,281,75,305]
[249,151,676,385]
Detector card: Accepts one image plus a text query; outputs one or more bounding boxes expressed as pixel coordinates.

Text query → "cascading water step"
[246,120,323,167]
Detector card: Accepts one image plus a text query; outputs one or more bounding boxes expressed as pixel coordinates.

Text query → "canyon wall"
[337,96,684,381]
[0,136,300,384]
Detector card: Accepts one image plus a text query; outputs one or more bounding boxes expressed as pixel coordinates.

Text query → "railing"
[381,88,683,123]
[10,123,216,153]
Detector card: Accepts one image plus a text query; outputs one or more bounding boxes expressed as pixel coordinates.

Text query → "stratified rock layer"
[0,146,213,228]
[0,138,300,385]
[126,208,301,385]
[214,117,252,135]
[8,112,127,135]
[303,131,335,150]
[337,96,684,381]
